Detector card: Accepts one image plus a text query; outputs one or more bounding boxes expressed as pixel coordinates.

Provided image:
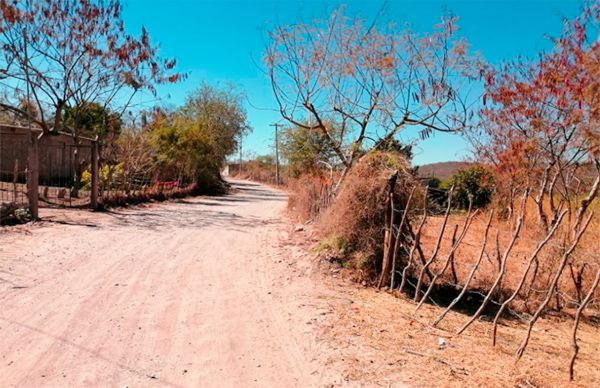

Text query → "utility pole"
[270,123,281,185]
[238,135,243,175]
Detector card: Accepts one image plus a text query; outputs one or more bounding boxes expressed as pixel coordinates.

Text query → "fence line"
[378,182,599,380]
[1,125,200,223]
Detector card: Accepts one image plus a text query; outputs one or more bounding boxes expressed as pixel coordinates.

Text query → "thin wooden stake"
[390,186,416,290]
[378,171,399,289]
[13,159,18,202]
[399,193,429,294]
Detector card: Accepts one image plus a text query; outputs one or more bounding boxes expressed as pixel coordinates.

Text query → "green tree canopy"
[280,124,340,178]
[64,102,123,140]
[449,165,495,209]
[148,84,250,186]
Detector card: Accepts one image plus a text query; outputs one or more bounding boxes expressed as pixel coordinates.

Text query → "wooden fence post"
[27,132,39,220]
[377,170,399,289]
[91,138,99,210]
[13,159,18,201]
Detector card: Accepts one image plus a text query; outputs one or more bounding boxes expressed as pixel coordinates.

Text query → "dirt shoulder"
[286,230,600,388]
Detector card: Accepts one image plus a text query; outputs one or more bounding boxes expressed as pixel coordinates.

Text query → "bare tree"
[265,8,481,186]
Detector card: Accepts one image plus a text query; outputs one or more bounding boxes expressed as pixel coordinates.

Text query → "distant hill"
[416,161,471,180]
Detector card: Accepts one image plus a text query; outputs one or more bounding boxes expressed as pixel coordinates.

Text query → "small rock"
[438,337,448,349]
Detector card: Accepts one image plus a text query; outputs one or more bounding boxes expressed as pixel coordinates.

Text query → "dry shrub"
[99,183,199,209]
[229,160,285,186]
[319,151,419,278]
[287,173,332,222]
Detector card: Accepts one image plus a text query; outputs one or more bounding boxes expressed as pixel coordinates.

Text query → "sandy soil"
[0,180,343,387]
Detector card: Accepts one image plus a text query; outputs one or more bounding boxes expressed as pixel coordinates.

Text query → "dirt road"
[0,181,335,387]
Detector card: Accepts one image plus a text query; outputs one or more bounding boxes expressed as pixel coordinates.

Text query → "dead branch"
[449,222,459,285]
[432,209,494,326]
[491,209,568,346]
[494,230,502,272]
[407,225,435,281]
[515,212,594,360]
[569,267,600,381]
[402,348,469,376]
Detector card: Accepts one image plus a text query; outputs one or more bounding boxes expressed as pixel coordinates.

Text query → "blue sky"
[122,0,581,166]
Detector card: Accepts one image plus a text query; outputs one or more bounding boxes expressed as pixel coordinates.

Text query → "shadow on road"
[36,180,286,232]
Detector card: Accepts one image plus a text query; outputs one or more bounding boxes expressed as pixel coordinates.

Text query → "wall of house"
[0,125,93,185]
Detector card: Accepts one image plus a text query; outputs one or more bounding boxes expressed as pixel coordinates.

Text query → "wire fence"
[38,142,93,208]
[97,163,197,207]
[1,125,200,221]
[0,129,29,209]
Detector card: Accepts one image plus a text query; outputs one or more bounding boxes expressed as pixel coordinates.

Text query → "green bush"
[449,165,495,209]
[81,163,125,190]
[425,176,450,210]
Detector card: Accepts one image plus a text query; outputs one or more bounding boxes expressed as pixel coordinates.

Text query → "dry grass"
[417,197,600,312]
[318,279,600,387]
[229,160,283,186]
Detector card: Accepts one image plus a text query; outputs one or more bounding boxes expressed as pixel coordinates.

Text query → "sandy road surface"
[0,180,334,387]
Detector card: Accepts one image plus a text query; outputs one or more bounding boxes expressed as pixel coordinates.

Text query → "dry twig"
[569,267,600,381]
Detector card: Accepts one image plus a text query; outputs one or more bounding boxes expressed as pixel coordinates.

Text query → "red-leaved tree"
[0,0,183,134]
[472,4,600,228]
